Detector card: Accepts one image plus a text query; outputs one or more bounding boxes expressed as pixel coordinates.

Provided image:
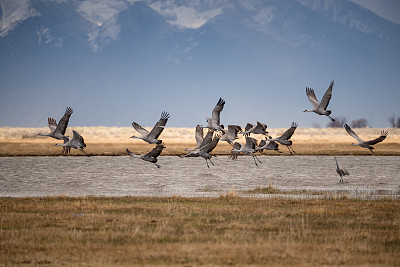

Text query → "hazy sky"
[0,0,399,129]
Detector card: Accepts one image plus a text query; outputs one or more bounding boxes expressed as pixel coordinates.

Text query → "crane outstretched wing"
[306,88,320,109]
[148,111,170,139]
[280,122,298,140]
[55,107,73,135]
[245,137,258,150]
[48,117,57,133]
[366,130,388,145]
[344,124,364,142]
[195,125,204,147]
[253,121,268,134]
[212,97,225,126]
[146,144,166,158]
[319,80,334,110]
[132,122,150,136]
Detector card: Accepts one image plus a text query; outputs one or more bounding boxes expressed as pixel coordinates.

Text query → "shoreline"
[1,140,400,156]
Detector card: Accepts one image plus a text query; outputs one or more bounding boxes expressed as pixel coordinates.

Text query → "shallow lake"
[1,156,399,198]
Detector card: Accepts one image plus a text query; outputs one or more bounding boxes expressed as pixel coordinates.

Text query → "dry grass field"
[1,196,399,266]
[1,127,399,156]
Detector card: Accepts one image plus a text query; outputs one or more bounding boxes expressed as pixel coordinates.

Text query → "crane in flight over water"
[344,124,388,153]
[198,130,221,168]
[184,125,204,152]
[304,81,335,121]
[131,111,170,144]
[37,107,73,155]
[241,121,269,137]
[54,130,89,157]
[220,125,242,145]
[334,157,349,183]
[257,139,282,154]
[126,144,165,168]
[183,129,220,168]
[262,122,298,155]
[230,136,262,167]
[201,97,225,132]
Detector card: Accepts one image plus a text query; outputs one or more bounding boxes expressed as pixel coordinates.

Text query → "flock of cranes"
[38,81,389,182]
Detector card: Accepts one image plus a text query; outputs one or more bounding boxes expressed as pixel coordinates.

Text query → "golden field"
[0,196,399,266]
[1,127,399,156]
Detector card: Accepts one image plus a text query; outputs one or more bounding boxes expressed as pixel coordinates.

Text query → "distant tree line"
[388,114,400,128]
[326,116,369,128]
[324,114,400,128]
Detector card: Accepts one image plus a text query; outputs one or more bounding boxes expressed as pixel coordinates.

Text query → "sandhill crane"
[220,125,242,145]
[334,157,349,183]
[38,107,73,154]
[201,97,225,131]
[229,137,262,167]
[184,125,204,152]
[126,144,165,168]
[304,81,335,121]
[198,130,221,168]
[131,111,170,144]
[241,121,269,137]
[257,139,282,154]
[344,124,388,153]
[54,130,89,157]
[266,122,298,154]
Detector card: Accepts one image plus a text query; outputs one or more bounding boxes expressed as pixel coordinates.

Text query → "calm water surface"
[1,156,399,197]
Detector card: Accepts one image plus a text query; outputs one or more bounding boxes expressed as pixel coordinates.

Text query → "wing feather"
[212,97,225,125]
[55,107,73,135]
[280,122,298,140]
[306,87,320,110]
[132,122,149,136]
[366,130,388,145]
[148,111,170,139]
[319,80,334,109]
[146,144,165,158]
[195,125,204,147]
[344,124,364,142]
[48,117,57,133]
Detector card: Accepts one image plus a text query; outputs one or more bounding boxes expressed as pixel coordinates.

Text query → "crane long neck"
[335,158,339,168]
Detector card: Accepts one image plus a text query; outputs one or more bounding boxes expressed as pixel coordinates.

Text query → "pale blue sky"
[0,0,399,128]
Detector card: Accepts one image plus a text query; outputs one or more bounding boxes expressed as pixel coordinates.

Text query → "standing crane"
[334,157,349,183]
[303,81,335,121]
[131,111,170,144]
[344,124,388,153]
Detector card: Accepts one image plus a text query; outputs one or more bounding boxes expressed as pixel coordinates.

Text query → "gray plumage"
[229,137,262,167]
[304,81,335,121]
[184,129,220,168]
[55,130,89,157]
[184,125,204,152]
[126,144,165,168]
[257,139,282,154]
[334,157,349,183]
[131,111,170,144]
[201,97,225,131]
[220,125,242,145]
[241,121,268,137]
[38,107,73,139]
[266,122,297,155]
[344,124,388,153]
